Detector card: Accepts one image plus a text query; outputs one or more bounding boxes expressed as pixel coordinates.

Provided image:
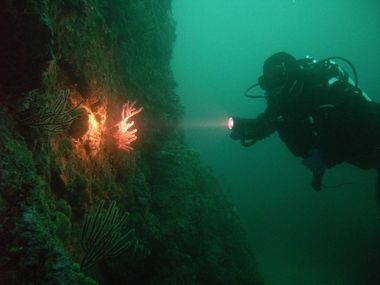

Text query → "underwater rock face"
[0,0,52,104]
[55,211,72,243]
[68,108,89,139]
[0,1,262,284]
[0,121,95,285]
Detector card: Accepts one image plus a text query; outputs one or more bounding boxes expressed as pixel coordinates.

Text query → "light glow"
[70,96,107,158]
[228,117,234,130]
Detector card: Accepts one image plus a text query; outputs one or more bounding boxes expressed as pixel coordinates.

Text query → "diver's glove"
[228,117,257,146]
[302,149,326,191]
[229,128,242,141]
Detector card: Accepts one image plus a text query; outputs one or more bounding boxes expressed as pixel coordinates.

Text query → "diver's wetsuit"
[241,58,380,183]
[250,82,380,168]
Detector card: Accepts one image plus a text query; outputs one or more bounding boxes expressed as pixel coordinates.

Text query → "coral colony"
[86,101,107,156]
[69,97,143,156]
[113,101,143,151]
[19,89,81,133]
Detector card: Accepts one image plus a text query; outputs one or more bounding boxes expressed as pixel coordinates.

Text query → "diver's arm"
[230,109,277,146]
[245,110,278,140]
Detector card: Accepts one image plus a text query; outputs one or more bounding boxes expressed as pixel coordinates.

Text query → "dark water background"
[172,1,380,284]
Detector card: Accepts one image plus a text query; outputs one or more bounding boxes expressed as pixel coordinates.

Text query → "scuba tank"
[292,55,371,102]
[245,55,372,102]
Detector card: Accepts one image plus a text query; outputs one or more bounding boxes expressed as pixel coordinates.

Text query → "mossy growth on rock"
[55,211,72,243]
[0,117,97,284]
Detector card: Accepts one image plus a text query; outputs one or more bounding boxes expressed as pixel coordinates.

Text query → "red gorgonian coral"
[113,101,143,151]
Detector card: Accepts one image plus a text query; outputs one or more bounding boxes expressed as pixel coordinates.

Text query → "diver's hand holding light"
[227,116,256,147]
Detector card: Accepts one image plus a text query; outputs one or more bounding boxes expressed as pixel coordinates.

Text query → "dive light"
[227,116,256,146]
[227,117,255,132]
[227,117,234,130]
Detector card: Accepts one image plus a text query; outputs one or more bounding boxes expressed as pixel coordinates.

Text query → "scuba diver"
[229,52,380,193]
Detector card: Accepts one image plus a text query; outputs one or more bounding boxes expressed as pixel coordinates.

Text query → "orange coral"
[69,94,107,158]
[113,101,143,151]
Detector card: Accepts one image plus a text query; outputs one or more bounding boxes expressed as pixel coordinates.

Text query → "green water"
[172,1,380,284]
